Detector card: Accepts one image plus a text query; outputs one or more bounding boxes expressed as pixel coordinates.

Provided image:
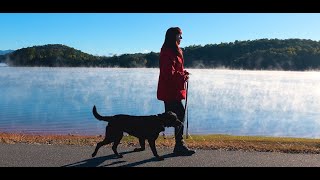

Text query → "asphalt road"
[1,143,320,167]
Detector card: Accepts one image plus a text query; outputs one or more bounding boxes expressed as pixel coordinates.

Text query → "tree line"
[1,39,320,70]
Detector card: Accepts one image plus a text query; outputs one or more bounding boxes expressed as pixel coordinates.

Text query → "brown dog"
[91,105,182,161]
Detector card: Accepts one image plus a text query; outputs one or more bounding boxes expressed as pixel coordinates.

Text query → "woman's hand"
[185,75,189,81]
[184,74,189,81]
[183,70,190,81]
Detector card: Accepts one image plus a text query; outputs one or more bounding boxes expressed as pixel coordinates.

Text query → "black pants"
[164,101,185,145]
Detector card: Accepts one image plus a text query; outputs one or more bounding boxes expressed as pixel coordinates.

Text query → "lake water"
[0,67,320,138]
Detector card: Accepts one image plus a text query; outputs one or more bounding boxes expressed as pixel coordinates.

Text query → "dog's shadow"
[62,150,135,167]
[62,151,178,167]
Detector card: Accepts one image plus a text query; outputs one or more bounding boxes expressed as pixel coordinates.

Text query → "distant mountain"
[0,50,14,55]
[5,44,99,67]
[3,39,320,70]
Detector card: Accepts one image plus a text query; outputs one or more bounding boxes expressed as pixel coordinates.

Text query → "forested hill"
[1,44,98,67]
[183,38,320,70]
[1,39,320,70]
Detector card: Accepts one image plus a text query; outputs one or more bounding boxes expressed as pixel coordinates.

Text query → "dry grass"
[1,132,320,154]
[181,134,320,153]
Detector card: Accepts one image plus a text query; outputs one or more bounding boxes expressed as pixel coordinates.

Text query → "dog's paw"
[134,148,145,152]
[156,156,164,161]
[117,154,123,158]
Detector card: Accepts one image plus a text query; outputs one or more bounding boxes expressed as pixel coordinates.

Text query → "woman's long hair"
[162,27,183,57]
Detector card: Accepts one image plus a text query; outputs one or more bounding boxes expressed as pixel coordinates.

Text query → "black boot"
[173,125,195,156]
[173,140,195,156]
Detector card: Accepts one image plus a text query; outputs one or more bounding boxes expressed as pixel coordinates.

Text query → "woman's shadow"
[62,150,135,167]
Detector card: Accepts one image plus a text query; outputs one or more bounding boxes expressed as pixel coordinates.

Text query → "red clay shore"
[0,132,175,147]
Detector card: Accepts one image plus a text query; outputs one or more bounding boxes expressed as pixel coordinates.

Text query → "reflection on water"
[0,67,319,138]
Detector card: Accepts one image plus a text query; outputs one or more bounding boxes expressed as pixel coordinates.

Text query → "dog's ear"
[158,111,182,127]
[158,111,177,119]
[166,111,177,118]
[167,111,183,126]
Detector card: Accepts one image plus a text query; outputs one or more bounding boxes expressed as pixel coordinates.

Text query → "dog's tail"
[92,105,112,122]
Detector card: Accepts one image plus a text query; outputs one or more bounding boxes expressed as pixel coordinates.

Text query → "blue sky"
[1,13,320,56]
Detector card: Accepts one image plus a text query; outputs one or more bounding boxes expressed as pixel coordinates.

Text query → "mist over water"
[0,67,319,138]
[189,69,320,138]
[0,63,8,67]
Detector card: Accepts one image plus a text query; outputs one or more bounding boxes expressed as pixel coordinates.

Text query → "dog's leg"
[134,138,145,152]
[92,138,112,157]
[112,132,123,158]
[147,138,164,161]
[92,126,113,157]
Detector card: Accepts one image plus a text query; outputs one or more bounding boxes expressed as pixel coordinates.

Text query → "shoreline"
[1,132,320,154]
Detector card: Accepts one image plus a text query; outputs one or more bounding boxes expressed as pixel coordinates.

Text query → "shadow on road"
[62,150,136,167]
[119,152,177,167]
[62,151,182,167]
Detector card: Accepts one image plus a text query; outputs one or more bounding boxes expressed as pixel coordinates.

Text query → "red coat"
[157,47,187,102]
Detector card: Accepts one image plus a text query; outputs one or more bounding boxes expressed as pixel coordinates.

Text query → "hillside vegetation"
[1,39,320,70]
